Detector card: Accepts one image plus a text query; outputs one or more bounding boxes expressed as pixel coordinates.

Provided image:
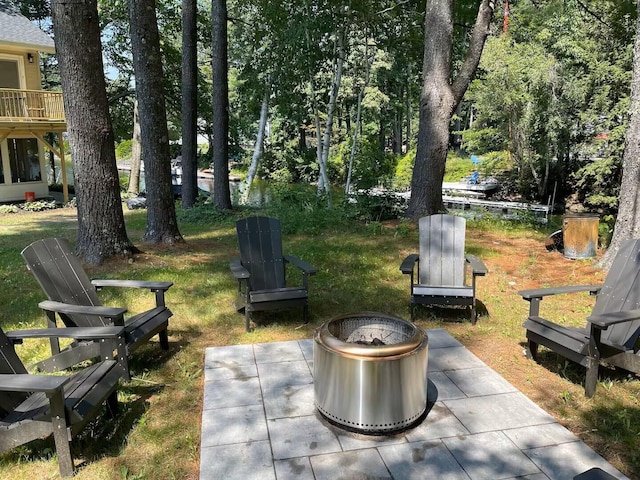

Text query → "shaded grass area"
[0,202,638,479]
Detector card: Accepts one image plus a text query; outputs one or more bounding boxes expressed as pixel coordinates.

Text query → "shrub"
[21,200,57,212]
[392,149,415,191]
[0,204,19,214]
[115,140,133,160]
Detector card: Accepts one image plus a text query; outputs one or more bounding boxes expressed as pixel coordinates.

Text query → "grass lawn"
[0,202,638,479]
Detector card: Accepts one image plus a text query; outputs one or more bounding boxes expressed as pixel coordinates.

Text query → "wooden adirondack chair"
[400,214,488,323]
[230,217,317,331]
[519,238,640,397]
[0,325,125,477]
[21,238,173,381]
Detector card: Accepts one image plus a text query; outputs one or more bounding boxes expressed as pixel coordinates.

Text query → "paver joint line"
[199,329,629,480]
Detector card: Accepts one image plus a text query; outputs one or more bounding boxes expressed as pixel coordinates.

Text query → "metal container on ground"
[313,312,428,435]
[562,213,599,259]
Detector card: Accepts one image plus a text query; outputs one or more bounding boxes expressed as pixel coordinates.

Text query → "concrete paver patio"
[200,328,628,480]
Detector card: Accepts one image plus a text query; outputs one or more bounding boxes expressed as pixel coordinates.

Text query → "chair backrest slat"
[419,214,466,287]
[592,238,640,349]
[21,238,106,328]
[0,328,29,417]
[236,217,286,290]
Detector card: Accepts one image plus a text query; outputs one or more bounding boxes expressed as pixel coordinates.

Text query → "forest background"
[19,0,635,231]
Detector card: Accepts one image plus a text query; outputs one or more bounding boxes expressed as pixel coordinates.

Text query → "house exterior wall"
[0,47,52,203]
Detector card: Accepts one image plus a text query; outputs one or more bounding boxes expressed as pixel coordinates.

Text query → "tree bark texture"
[51,0,135,265]
[317,29,345,208]
[597,0,640,271]
[129,0,183,244]
[407,0,495,219]
[128,100,142,195]
[181,0,198,209]
[243,86,269,199]
[211,0,232,210]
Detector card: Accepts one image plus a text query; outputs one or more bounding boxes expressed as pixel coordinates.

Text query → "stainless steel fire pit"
[313,312,428,435]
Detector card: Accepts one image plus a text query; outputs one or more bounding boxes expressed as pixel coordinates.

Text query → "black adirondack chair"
[519,238,640,397]
[0,325,125,477]
[400,214,488,323]
[230,217,317,331]
[21,238,173,381]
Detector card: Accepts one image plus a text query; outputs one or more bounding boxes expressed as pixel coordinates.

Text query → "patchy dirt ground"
[443,229,639,477]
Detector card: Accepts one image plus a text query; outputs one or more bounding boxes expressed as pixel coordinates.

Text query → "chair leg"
[410,303,416,322]
[106,391,119,418]
[245,309,251,332]
[49,391,74,477]
[159,329,169,350]
[526,339,539,360]
[471,305,477,325]
[585,357,599,398]
[303,304,309,324]
[121,355,131,383]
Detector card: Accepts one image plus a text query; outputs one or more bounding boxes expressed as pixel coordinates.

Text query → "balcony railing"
[0,88,65,123]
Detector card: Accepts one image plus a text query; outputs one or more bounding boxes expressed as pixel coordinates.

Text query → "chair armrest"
[38,300,127,321]
[518,285,602,300]
[465,255,488,276]
[6,326,125,342]
[230,258,250,279]
[400,254,419,274]
[38,300,127,318]
[0,374,68,393]
[92,279,173,291]
[284,255,317,275]
[587,309,640,329]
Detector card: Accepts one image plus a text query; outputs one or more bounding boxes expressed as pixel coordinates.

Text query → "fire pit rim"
[315,311,424,358]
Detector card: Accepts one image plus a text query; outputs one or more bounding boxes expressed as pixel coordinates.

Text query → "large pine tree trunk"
[407,0,495,219]
[181,0,198,209]
[598,0,640,271]
[211,0,232,210]
[129,0,183,244]
[51,0,135,265]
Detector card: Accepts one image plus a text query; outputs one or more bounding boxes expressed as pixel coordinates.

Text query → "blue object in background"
[471,155,482,165]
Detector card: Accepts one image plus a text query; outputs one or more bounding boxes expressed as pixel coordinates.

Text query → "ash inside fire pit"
[354,338,385,346]
[327,314,416,347]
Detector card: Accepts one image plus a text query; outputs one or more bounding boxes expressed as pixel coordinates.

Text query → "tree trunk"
[406,63,412,151]
[345,86,364,195]
[317,29,345,208]
[242,87,269,199]
[181,0,198,208]
[407,0,495,219]
[298,127,306,153]
[129,0,183,244]
[310,81,326,190]
[346,39,373,194]
[597,0,640,271]
[127,100,141,195]
[211,0,232,210]
[393,106,403,154]
[51,0,135,265]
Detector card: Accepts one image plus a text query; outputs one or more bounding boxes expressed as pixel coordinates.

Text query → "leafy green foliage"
[20,200,57,212]
[0,205,19,214]
[115,140,133,160]
[392,149,415,191]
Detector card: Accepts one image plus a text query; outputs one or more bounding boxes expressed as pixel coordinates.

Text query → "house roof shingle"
[0,1,55,53]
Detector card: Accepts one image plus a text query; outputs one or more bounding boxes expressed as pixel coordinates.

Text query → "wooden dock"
[442,195,551,218]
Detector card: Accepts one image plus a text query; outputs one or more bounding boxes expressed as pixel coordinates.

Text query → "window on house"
[0,60,21,88]
[8,138,40,182]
